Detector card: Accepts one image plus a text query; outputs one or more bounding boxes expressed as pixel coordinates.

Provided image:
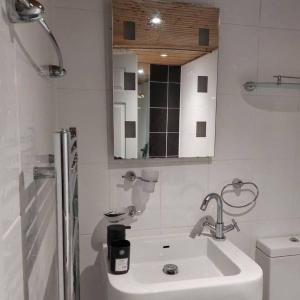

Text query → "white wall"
[0,0,58,299]
[53,1,300,300]
[180,50,218,157]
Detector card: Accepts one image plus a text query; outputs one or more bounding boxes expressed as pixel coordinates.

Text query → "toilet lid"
[256,235,300,257]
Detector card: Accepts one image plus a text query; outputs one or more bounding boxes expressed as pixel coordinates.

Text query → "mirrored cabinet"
[112,0,219,160]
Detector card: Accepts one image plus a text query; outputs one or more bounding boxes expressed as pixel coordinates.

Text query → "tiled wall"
[53,1,300,300]
[0,0,58,299]
[149,64,181,158]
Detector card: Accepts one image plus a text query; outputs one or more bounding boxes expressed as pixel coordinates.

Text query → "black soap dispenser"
[107,225,131,259]
[110,239,131,274]
[107,224,131,275]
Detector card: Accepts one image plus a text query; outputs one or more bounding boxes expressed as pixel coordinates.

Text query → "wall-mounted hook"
[122,170,158,183]
[33,167,55,180]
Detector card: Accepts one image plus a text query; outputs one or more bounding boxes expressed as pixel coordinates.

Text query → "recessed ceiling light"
[138,69,144,74]
[160,53,168,57]
[150,16,162,25]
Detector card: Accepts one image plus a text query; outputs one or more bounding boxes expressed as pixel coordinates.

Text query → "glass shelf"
[243,81,300,92]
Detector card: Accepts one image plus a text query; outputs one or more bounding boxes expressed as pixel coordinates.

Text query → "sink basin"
[103,234,263,300]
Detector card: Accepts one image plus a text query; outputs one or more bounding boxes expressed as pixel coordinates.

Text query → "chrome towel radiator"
[55,128,80,300]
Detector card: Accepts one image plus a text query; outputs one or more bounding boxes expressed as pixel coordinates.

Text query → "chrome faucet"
[200,193,240,240]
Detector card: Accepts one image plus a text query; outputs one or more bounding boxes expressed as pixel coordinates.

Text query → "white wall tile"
[160,165,209,228]
[80,234,99,272]
[245,218,300,258]
[16,54,55,187]
[28,212,57,300]
[214,93,298,160]
[0,0,13,42]
[53,0,109,13]
[0,0,59,299]
[258,28,300,84]
[209,159,300,223]
[182,0,260,26]
[1,218,24,300]
[214,0,261,26]
[0,34,20,235]
[109,168,161,231]
[79,234,106,300]
[217,24,259,95]
[56,88,108,164]
[78,163,110,235]
[261,0,300,30]
[53,8,107,90]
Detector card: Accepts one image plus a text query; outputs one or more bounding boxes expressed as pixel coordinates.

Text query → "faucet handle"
[232,219,240,232]
[127,205,142,217]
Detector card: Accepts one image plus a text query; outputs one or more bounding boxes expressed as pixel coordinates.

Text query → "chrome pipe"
[38,19,66,78]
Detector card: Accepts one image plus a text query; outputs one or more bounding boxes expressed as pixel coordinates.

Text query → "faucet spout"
[201,193,223,224]
[200,193,240,240]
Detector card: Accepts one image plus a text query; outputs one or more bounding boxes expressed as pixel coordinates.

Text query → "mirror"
[112,0,219,159]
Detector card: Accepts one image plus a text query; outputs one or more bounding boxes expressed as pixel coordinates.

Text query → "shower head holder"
[7,0,45,23]
[6,0,67,78]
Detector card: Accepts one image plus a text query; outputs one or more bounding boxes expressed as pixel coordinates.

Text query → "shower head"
[7,0,45,23]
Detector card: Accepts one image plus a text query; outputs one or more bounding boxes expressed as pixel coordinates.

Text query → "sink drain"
[163,264,178,275]
[289,237,299,243]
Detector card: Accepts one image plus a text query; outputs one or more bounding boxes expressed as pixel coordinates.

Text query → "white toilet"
[255,235,300,300]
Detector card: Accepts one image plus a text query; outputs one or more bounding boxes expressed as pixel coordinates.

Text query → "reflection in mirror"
[112,0,219,160]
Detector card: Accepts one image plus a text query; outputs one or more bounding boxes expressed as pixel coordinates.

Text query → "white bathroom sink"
[103,234,263,300]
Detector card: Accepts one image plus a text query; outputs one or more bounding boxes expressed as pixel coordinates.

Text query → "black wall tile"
[199,28,209,46]
[196,121,207,137]
[124,72,136,90]
[149,133,166,157]
[197,76,208,93]
[125,121,136,138]
[167,133,179,157]
[123,21,136,40]
[168,83,180,108]
[150,108,167,132]
[167,109,180,132]
[150,82,167,107]
[169,66,181,83]
[150,64,168,82]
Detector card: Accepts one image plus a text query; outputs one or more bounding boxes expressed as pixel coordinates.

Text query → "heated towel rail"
[55,128,80,300]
